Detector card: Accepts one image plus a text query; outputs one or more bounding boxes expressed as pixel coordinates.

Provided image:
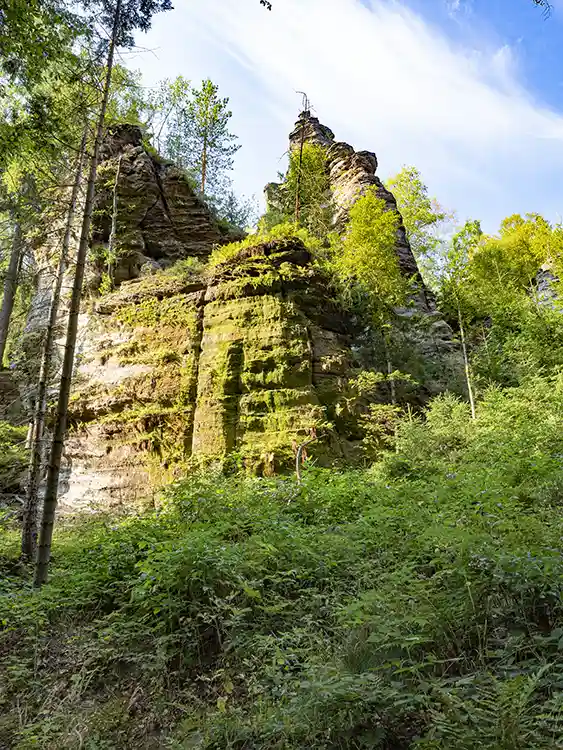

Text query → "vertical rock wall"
[192,240,353,470]
[287,112,434,310]
[14,116,465,513]
[55,239,356,511]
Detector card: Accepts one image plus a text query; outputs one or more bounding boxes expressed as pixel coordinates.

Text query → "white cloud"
[130,0,563,232]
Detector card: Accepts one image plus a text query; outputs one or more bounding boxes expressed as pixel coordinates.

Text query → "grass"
[209,221,323,267]
[2,376,563,748]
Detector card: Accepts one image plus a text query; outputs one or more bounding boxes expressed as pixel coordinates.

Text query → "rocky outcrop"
[535,264,560,308]
[91,124,225,286]
[286,112,433,309]
[55,240,356,511]
[13,116,465,514]
[192,240,354,470]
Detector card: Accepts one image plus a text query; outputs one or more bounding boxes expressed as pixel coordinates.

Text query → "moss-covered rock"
[59,238,360,508]
[191,241,356,471]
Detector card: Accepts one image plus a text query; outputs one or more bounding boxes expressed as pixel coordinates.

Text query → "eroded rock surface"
[57,240,356,510]
[286,112,433,308]
[15,117,465,514]
[91,124,225,285]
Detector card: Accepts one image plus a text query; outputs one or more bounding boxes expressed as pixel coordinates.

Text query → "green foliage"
[438,213,563,390]
[0,421,28,507]
[385,165,453,285]
[144,75,193,156]
[3,376,563,746]
[472,298,563,387]
[329,187,406,317]
[0,0,81,86]
[209,221,322,266]
[147,77,240,197]
[106,65,147,126]
[469,214,553,302]
[144,75,251,231]
[263,142,333,238]
[79,0,173,48]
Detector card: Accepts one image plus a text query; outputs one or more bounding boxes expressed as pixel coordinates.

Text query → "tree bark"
[0,218,23,366]
[294,118,306,225]
[382,328,396,405]
[34,0,122,587]
[21,127,87,562]
[457,296,476,420]
[200,130,208,195]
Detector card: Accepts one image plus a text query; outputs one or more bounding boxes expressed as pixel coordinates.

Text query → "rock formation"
[91,124,227,285]
[57,239,357,511]
[13,116,464,513]
[285,111,434,310]
[535,264,560,308]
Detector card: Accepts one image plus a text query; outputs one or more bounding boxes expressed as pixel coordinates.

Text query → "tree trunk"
[107,153,123,288]
[382,329,396,405]
[200,130,208,195]
[34,1,121,587]
[294,119,306,225]
[21,128,87,562]
[0,219,23,366]
[457,297,476,420]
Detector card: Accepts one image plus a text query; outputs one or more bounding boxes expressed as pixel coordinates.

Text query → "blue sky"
[126,0,563,233]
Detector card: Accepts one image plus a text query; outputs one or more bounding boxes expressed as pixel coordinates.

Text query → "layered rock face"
[16,116,465,513]
[91,124,225,284]
[286,111,433,309]
[280,112,463,395]
[59,240,355,511]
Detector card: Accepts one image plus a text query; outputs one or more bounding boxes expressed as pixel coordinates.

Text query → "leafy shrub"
[3,378,563,747]
[328,187,406,317]
[209,221,323,266]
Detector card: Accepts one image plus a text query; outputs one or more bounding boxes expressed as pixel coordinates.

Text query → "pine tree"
[34,0,173,587]
[185,79,240,196]
[0,212,23,366]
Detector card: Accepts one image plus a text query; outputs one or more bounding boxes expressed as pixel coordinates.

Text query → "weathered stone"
[287,111,434,311]
[91,124,225,287]
[535,264,560,308]
[192,239,356,469]
[54,239,358,504]
[12,116,467,514]
[289,111,335,149]
[0,372,24,424]
[58,283,205,512]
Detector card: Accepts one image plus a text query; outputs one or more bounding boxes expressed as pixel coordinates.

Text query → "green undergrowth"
[209,221,323,266]
[2,376,563,748]
[0,421,28,521]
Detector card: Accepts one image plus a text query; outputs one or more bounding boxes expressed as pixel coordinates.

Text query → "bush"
[209,221,323,266]
[2,378,563,747]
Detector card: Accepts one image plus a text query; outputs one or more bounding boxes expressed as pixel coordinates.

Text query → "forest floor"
[1,376,563,749]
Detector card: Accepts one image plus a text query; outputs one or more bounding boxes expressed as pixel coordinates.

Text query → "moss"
[72,237,356,484]
[0,422,28,499]
[209,222,322,266]
[116,294,201,331]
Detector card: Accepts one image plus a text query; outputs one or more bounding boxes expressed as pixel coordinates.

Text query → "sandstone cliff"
[284,111,434,310]
[91,124,227,285]
[59,239,357,512]
[16,116,464,513]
